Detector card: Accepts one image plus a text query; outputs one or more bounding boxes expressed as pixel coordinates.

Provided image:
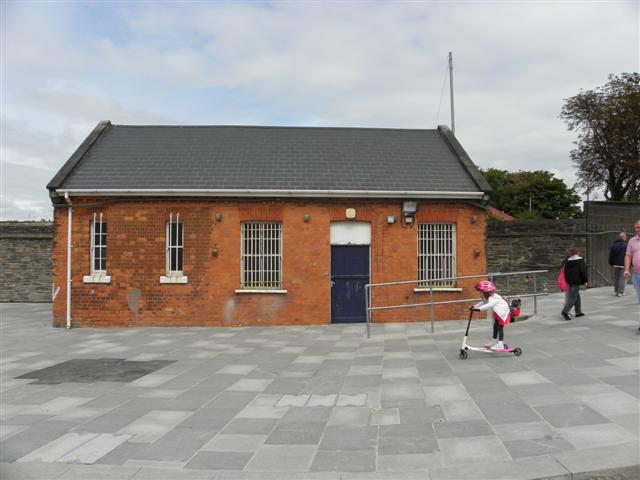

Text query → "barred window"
[418,223,457,287]
[90,213,107,274]
[241,222,282,289]
[166,213,184,275]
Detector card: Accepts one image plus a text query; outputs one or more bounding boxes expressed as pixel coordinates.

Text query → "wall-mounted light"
[215,213,223,221]
[470,215,477,224]
[387,216,396,224]
[303,214,310,223]
[345,208,356,219]
[473,247,481,257]
[402,201,418,223]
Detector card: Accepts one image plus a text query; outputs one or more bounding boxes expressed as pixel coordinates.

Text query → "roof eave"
[437,125,492,194]
[47,120,112,194]
[55,188,485,200]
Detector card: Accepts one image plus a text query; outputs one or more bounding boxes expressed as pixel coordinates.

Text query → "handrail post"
[429,283,435,333]
[533,273,538,315]
[365,285,371,338]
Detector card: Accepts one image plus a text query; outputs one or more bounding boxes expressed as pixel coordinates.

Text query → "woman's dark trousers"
[562,284,582,316]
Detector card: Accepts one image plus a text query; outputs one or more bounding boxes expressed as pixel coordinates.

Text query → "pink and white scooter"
[459,308,522,359]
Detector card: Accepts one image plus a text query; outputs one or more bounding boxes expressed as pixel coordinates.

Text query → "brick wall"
[0,222,52,302]
[50,198,487,327]
[8,203,638,311]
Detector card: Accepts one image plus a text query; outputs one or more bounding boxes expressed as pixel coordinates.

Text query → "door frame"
[329,222,371,324]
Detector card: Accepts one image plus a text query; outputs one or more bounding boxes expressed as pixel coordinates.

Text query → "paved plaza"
[1,288,639,479]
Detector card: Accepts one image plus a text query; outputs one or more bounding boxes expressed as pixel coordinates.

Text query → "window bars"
[166,213,184,275]
[91,213,107,274]
[418,223,456,287]
[241,222,282,289]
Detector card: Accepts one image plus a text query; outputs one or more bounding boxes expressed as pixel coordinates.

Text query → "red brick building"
[47,122,491,328]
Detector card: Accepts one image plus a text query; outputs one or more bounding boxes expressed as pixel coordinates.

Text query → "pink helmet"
[475,280,496,292]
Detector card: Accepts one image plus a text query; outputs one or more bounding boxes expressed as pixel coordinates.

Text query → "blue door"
[331,246,369,323]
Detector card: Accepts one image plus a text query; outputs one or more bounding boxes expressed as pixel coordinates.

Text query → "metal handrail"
[364,269,548,338]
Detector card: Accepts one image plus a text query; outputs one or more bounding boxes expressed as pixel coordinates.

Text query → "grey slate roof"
[48,122,490,196]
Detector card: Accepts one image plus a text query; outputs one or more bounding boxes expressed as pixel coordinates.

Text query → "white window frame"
[83,212,111,283]
[160,212,188,284]
[417,222,458,290]
[238,222,284,292]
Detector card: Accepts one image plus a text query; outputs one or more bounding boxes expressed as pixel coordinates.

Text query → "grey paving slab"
[378,424,438,455]
[132,427,215,462]
[429,455,571,480]
[95,441,151,465]
[398,405,444,424]
[552,440,640,475]
[503,437,575,459]
[439,399,485,422]
[131,465,216,479]
[369,408,400,426]
[0,462,73,479]
[1,289,639,479]
[245,445,317,471]
[221,418,278,435]
[534,403,609,427]
[433,419,492,438]
[310,449,376,472]
[319,426,377,451]
[281,407,332,423]
[185,451,254,470]
[477,398,543,425]
[327,407,370,427]
[558,423,637,449]
[377,452,443,472]
[438,435,511,466]
[55,464,141,479]
[266,421,325,445]
[57,433,133,463]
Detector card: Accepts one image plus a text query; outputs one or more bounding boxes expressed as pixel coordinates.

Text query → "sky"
[1,1,638,220]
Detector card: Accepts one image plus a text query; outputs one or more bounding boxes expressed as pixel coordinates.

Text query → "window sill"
[235,289,287,294]
[83,275,111,284]
[413,287,463,293]
[160,275,189,284]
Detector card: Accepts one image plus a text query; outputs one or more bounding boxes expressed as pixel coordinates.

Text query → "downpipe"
[64,192,72,329]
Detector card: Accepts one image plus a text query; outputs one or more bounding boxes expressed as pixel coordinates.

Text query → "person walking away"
[472,281,511,350]
[609,232,628,296]
[623,219,640,332]
[561,247,588,321]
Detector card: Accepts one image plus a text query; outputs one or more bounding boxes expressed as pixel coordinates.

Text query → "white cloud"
[1,1,637,218]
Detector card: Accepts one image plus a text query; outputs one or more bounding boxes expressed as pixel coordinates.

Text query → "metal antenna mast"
[449,51,455,136]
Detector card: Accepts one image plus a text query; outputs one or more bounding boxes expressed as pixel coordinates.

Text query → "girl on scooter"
[472,280,511,351]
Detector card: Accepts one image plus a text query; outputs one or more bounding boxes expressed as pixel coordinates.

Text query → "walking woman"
[561,247,588,320]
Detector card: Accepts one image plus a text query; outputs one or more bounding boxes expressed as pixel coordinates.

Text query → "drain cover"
[16,358,175,384]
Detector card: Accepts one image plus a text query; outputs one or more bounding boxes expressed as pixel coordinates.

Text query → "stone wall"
[486,219,586,294]
[0,222,53,302]
[585,201,640,232]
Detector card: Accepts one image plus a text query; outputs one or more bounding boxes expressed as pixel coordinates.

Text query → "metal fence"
[364,270,548,338]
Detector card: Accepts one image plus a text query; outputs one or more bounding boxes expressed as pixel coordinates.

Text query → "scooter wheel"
[513,347,522,356]
[459,349,468,359]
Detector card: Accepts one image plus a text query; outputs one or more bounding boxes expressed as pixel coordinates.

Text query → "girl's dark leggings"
[493,320,504,341]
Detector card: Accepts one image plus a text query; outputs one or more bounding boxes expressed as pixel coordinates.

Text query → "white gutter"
[56,189,485,199]
[64,192,72,329]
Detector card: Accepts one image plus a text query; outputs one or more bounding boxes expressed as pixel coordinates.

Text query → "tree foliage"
[560,73,640,201]
[482,168,581,219]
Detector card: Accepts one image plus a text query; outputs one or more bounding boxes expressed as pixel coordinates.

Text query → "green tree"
[560,73,640,200]
[482,169,581,219]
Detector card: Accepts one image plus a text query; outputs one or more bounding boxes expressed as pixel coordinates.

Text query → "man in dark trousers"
[561,247,588,320]
[609,232,628,297]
